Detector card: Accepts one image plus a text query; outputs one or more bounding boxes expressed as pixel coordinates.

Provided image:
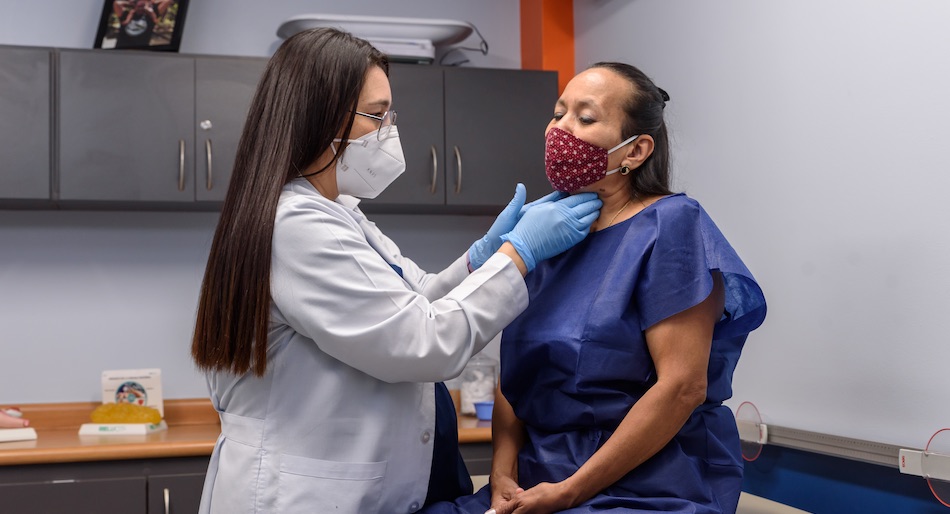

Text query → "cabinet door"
[148,473,205,514]
[0,477,146,513]
[371,63,445,205]
[460,442,493,476]
[0,47,51,199]
[195,57,267,202]
[59,51,195,202]
[444,68,557,206]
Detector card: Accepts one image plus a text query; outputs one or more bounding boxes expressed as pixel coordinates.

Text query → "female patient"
[424,62,767,514]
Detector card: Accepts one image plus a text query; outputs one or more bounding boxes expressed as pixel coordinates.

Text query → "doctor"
[191,27,602,514]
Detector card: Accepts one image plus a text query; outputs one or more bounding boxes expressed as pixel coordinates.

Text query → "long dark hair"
[591,62,673,198]
[192,28,388,377]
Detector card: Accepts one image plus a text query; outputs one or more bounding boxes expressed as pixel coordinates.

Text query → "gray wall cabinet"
[0,456,208,514]
[147,472,206,513]
[368,65,558,209]
[195,57,268,202]
[0,47,51,201]
[59,50,197,203]
[57,50,265,205]
[0,46,555,212]
[374,64,447,206]
[444,67,556,206]
[0,476,147,513]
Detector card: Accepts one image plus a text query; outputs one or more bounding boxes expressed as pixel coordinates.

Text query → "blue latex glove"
[501,192,602,272]
[517,190,566,221]
[468,184,527,270]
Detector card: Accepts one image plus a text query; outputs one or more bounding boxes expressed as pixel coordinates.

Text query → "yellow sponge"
[91,403,162,424]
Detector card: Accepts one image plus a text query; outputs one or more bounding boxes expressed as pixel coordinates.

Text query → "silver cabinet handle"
[178,139,186,192]
[429,145,438,194]
[163,487,170,514]
[205,139,213,190]
[453,146,462,195]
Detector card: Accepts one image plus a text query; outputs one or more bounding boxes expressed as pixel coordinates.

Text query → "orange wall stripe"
[521,0,575,94]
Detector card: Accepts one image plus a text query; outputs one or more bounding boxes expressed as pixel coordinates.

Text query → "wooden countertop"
[0,399,491,466]
[458,414,492,444]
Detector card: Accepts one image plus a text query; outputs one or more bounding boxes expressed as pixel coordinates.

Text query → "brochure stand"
[78,368,166,436]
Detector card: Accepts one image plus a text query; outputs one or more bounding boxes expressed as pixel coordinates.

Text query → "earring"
[620,166,631,176]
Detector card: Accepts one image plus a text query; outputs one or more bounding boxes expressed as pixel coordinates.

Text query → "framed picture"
[94,0,189,51]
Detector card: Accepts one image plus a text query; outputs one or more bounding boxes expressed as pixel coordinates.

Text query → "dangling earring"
[620,166,631,176]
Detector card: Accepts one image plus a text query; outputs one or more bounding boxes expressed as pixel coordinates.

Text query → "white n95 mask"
[332,127,406,199]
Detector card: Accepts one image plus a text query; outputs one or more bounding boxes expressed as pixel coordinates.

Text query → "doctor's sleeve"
[270,205,528,383]
[356,217,472,301]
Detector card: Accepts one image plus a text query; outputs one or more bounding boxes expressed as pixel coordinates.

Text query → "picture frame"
[93,0,189,52]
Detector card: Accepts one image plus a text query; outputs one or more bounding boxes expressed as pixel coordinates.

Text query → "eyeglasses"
[354,110,397,140]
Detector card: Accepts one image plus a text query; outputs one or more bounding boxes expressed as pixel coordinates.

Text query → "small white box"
[0,427,37,443]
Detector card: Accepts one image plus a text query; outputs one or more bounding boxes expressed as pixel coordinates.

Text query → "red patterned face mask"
[544,127,639,192]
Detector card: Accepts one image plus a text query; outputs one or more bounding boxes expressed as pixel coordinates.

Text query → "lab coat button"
[410,501,420,511]
[421,430,431,443]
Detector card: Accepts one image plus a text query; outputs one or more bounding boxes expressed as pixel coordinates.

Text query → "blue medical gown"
[423,194,766,513]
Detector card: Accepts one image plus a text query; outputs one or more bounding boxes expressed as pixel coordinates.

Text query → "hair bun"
[658,87,670,103]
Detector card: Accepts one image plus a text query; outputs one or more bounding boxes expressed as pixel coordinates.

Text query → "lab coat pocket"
[276,453,387,513]
[209,438,262,514]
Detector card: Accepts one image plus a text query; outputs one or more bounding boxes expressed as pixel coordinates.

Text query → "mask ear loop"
[299,137,365,178]
[608,134,640,154]
[603,134,641,177]
[301,110,366,178]
[332,130,378,148]
[323,134,372,162]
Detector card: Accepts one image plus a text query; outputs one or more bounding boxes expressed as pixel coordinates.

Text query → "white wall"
[0,0,518,404]
[0,211,216,402]
[0,211,495,403]
[575,0,950,448]
[0,0,521,68]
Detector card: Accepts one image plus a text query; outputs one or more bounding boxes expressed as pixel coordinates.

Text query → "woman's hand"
[500,481,575,514]
[486,474,524,514]
[0,409,29,429]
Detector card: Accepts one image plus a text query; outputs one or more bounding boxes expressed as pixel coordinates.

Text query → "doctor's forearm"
[497,242,528,276]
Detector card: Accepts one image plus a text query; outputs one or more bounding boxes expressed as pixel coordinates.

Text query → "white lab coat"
[198,179,528,514]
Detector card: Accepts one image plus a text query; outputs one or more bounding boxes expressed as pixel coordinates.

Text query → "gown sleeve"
[635,197,766,339]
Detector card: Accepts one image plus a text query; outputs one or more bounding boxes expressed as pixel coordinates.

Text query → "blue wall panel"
[743,446,945,514]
